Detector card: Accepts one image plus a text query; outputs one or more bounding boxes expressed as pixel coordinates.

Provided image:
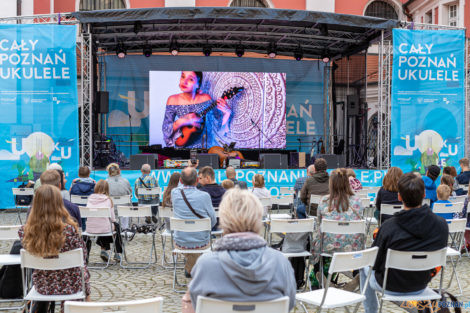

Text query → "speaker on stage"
[197,153,219,169]
[290,152,306,168]
[130,154,158,170]
[259,154,282,169]
[315,154,346,169]
[95,91,109,114]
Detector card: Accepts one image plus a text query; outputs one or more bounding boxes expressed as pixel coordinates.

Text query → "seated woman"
[85,180,123,262]
[189,189,296,311]
[440,174,457,197]
[310,168,365,288]
[251,174,270,199]
[375,167,403,223]
[19,185,90,312]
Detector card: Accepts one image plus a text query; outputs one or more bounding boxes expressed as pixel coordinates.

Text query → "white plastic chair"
[158,206,178,268]
[379,204,403,225]
[137,187,161,198]
[296,247,379,313]
[12,188,34,224]
[445,218,466,295]
[458,184,469,192]
[449,195,467,204]
[379,248,447,313]
[319,219,366,287]
[0,225,23,310]
[70,195,89,206]
[117,205,157,269]
[433,202,464,217]
[269,195,294,219]
[422,198,431,206]
[170,217,212,292]
[64,297,164,313]
[195,296,289,313]
[111,195,132,231]
[279,187,294,196]
[21,248,86,306]
[79,206,116,269]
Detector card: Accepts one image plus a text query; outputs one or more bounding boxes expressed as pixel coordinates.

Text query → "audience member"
[346,168,362,192]
[171,167,216,276]
[134,164,159,223]
[375,167,403,222]
[294,165,314,218]
[443,166,462,195]
[197,166,225,207]
[432,184,454,220]
[189,189,296,311]
[221,179,235,190]
[70,166,96,196]
[310,168,364,289]
[85,180,123,262]
[251,174,270,199]
[225,166,247,189]
[33,163,62,191]
[360,173,448,313]
[299,158,329,217]
[162,172,181,208]
[106,163,132,229]
[456,158,470,188]
[440,174,456,196]
[423,164,440,204]
[39,170,82,228]
[56,169,71,201]
[19,185,91,312]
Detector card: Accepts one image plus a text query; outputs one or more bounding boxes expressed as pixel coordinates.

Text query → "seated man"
[360,173,448,313]
[134,163,159,223]
[456,157,470,194]
[171,167,216,276]
[197,166,225,207]
[70,166,96,196]
[226,166,247,189]
[299,158,329,217]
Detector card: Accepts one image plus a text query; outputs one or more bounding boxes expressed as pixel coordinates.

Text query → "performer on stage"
[162,71,231,148]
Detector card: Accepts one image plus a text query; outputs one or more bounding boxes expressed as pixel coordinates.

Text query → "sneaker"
[113,253,122,262]
[100,250,109,262]
[151,216,158,224]
[184,270,192,278]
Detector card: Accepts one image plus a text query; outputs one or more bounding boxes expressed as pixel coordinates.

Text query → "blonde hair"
[252,174,265,188]
[219,189,263,235]
[437,184,451,200]
[221,179,235,190]
[23,185,77,257]
[106,163,120,177]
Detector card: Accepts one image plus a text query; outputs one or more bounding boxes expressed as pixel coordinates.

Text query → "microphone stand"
[251,119,273,158]
[128,113,133,157]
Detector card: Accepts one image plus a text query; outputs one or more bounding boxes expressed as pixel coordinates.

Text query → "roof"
[72,7,400,60]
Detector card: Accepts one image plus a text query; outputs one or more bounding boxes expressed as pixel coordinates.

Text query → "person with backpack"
[70,166,96,196]
[134,164,159,223]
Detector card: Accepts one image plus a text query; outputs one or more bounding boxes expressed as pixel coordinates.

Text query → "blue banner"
[391,29,465,173]
[103,55,325,156]
[91,168,386,200]
[0,24,79,208]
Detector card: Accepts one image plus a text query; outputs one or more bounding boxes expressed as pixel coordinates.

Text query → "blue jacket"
[422,176,437,204]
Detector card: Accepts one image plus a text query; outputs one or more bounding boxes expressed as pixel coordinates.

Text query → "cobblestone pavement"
[1,211,469,312]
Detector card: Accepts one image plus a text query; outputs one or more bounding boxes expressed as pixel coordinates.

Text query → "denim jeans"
[360,267,426,313]
[297,203,306,219]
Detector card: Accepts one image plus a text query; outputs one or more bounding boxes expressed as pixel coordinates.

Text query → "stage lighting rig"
[143,43,152,57]
[267,42,276,58]
[235,44,244,57]
[169,39,179,56]
[203,45,212,56]
[294,45,303,61]
[319,24,329,37]
[116,42,126,59]
[133,21,143,34]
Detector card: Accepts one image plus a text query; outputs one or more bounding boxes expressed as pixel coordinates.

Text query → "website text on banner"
[391,29,465,173]
[0,25,79,209]
[92,169,387,199]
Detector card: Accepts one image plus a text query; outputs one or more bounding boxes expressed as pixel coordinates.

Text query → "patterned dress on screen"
[18,224,91,296]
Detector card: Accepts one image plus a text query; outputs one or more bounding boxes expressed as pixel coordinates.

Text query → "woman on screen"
[162,71,231,148]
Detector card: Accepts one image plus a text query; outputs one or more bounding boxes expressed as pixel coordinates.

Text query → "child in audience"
[70,166,96,196]
[221,179,234,190]
[423,164,440,205]
[440,174,456,196]
[85,180,123,262]
[433,184,455,220]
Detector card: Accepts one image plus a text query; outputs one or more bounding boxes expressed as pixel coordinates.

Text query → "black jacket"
[198,183,226,207]
[372,205,448,292]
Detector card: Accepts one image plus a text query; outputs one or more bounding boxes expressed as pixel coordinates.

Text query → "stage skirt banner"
[391,29,465,173]
[104,55,325,156]
[0,24,79,209]
[92,168,387,200]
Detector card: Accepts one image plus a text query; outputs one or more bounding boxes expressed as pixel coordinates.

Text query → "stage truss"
[0,13,93,168]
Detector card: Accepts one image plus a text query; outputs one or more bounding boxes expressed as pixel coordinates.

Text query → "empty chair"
[269,195,294,219]
[449,195,467,204]
[12,187,34,224]
[280,187,294,196]
[64,297,164,313]
[117,205,157,269]
[445,218,466,295]
[111,195,132,232]
[158,206,178,268]
[296,247,379,313]
[195,296,289,313]
[0,225,23,310]
[378,248,447,313]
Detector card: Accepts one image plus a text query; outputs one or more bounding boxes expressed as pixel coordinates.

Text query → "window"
[80,0,126,11]
[425,10,432,24]
[449,4,458,26]
[364,1,398,20]
[230,0,268,7]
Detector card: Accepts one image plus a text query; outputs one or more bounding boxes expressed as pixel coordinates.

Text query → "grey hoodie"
[189,246,296,311]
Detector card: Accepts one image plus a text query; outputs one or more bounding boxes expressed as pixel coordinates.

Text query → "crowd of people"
[12,157,470,312]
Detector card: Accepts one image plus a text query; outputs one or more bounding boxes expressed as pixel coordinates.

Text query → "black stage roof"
[72,7,401,60]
